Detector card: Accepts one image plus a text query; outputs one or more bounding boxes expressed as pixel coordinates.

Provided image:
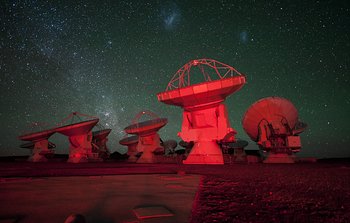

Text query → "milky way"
[1,1,349,158]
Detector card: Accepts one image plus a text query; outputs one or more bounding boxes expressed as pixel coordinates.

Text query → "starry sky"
[1,0,349,158]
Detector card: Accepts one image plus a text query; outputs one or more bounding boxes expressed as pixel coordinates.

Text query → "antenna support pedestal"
[136,133,162,163]
[67,133,92,163]
[183,141,224,164]
[29,139,54,162]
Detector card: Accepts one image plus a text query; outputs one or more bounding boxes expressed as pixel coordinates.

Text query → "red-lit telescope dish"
[124,118,168,136]
[119,135,139,146]
[55,119,99,136]
[242,97,298,142]
[19,128,56,142]
[157,76,246,110]
[157,59,246,165]
[93,129,112,141]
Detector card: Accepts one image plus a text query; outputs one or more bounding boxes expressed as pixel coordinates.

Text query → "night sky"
[1,0,349,158]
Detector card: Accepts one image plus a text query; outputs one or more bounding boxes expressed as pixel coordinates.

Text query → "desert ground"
[0,160,349,223]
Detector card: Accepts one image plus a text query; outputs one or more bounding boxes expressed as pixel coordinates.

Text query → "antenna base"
[183,141,224,165]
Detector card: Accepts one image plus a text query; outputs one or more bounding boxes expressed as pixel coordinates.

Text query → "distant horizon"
[1,147,349,160]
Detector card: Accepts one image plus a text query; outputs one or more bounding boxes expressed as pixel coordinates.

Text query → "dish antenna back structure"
[157,59,246,164]
[119,135,139,162]
[92,128,112,160]
[55,112,99,163]
[124,111,168,163]
[18,122,56,162]
[242,97,307,163]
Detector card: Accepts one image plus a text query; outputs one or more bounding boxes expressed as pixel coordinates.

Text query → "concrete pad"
[133,205,174,219]
[0,174,200,223]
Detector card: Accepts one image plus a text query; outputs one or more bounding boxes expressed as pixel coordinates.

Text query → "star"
[0,0,348,158]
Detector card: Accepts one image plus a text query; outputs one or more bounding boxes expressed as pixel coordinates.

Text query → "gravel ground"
[189,163,350,223]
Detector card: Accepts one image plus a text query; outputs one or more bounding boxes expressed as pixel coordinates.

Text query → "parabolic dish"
[55,119,99,136]
[157,76,246,109]
[119,135,139,145]
[93,129,112,140]
[20,142,35,149]
[124,118,168,136]
[293,121,308,135]
[242,97,298,142]
[19,128,56,142]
